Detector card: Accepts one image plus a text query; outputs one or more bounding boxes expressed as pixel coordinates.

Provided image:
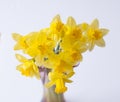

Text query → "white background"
[0,0,120,102]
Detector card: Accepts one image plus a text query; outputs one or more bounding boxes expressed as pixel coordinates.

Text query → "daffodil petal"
[100,28,109,36]
[64,79,73,83]
[88,40,95,51]
[95,38,105,47]
[66,71,75,78]
[51,14,61,24]
[45,81,55,88]
[91,19,99,29]
[15,54,27,63]
[67,16,76,26]
[12,33,22,41]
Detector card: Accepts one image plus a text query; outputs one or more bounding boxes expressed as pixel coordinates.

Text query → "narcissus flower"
[46,71,74,94]
[13,15,109,94]
[85,19,109,51]
[16,54,40,79]
[12,33,28,50]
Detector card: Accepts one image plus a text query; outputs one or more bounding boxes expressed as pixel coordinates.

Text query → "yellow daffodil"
[12,33,28,50]
[46,71,74,94]
[61,17,87,56]
[50,15,63,33]
[25,30,55,57]
[64,17,82,41]
[16,54,40,79]
[86,19,109,51]
[48,15,64,42]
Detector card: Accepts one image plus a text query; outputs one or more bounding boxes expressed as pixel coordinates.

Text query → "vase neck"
[39,67,65,102]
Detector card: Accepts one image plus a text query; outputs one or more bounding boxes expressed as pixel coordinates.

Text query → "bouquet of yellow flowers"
[12,15,108,101]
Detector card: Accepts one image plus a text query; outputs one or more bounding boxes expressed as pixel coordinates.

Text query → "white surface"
[0,0,120,102]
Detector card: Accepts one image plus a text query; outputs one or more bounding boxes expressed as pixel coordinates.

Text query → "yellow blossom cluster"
[12,15,109,94]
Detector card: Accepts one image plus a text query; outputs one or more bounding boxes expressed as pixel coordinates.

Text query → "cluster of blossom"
[13,15,108,93]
